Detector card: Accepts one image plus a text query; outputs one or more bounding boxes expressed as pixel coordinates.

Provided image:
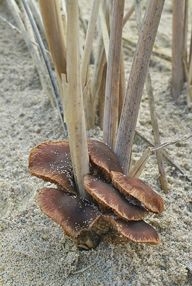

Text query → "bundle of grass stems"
[6,0,192,195]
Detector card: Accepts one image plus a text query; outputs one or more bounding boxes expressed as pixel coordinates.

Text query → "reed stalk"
[172,0,186,99]
[62,0,89,198]
[39,0,66,78]
[115,0,165,174]
[103,0,125,148]
[134,0,168,191]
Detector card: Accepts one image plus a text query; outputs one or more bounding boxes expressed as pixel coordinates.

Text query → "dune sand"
[0,1,191,285]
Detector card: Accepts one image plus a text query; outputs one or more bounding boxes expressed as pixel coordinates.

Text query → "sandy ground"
[0,1,192,285]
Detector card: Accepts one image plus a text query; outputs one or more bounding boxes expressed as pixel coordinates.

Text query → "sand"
[0,1,192,285]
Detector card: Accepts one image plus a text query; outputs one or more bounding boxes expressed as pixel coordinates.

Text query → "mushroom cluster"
[29,139,164,250]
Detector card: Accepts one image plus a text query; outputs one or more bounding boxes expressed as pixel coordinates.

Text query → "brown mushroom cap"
[84,175,146,221]
[88,139,123,181]
[111,171,164,213]
[29,141,75,193]
[89,215,160,244]
[37,187,101,248]
[109,218,160,244]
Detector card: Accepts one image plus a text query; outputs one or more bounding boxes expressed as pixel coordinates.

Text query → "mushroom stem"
[63,0,89,198]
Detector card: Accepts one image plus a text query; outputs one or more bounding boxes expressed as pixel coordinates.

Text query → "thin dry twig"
[129,147,151,178]
[115,0,165,174]
[135,130,192,183]
[146,74,169,191]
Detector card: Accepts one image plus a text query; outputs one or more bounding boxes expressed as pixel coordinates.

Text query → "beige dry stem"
[63,0,89,198]
[103,0,125,148]
[115,0,165,174]
[172,0,186,99]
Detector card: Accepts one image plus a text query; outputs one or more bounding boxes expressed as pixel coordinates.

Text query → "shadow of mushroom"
[29,139,164,250]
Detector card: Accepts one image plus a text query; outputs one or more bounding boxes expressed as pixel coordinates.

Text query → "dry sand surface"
[0,1,192,285]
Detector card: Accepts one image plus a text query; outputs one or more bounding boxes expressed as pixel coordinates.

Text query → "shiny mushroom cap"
[111,171,164,213]
[84,175,146,221]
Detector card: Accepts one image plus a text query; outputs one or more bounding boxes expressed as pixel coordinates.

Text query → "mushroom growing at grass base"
[29,139,164,250]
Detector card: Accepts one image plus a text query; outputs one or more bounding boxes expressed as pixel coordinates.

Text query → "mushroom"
[29,141,75,193]
[84,175,146,221]
[29,139,164,249]
[111,171,164,213]
[106,217,160,244]
[37,187,101,249]
[88,139,123,181]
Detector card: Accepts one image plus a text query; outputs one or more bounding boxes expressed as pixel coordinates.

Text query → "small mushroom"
[37,187,101,249]
[90,215,160,244]
[29,141,75,193]
[88,139,123,181]
[29,139,164,249]
[111,171,164,213]
[84,175,147,221]
[108,217,160,244]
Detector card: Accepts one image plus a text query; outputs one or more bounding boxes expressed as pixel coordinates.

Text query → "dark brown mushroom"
[89,215,160,244]
[88,139,123,181]
[109,217,160,244]
[37,187,101,249]
[84,175,147,221]
[29,139,164,249]
[111,171,164,213]
[29,141,75,193]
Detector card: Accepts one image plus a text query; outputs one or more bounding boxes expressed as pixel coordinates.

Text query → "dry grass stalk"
[81,0,101,129]
[123,4,135,26]
[118,48,126,122]
[21,0,66,133]
[62,0,89,198]
[103,0,125,148]
[6,0,49,97]
[91,36,106,127]
[134,0,168,191]
[99,2,110,59]
[81,0,101,88]
[39,0,66,78]
[172,0,186,99]
[146,74,169,191]
[115,0,165,174]
[91,1,110,127]
[135,130,192,183]
[122,37,172,62]
[28,0,45,36]
[184,59,192,107]
[129,148,151,178]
